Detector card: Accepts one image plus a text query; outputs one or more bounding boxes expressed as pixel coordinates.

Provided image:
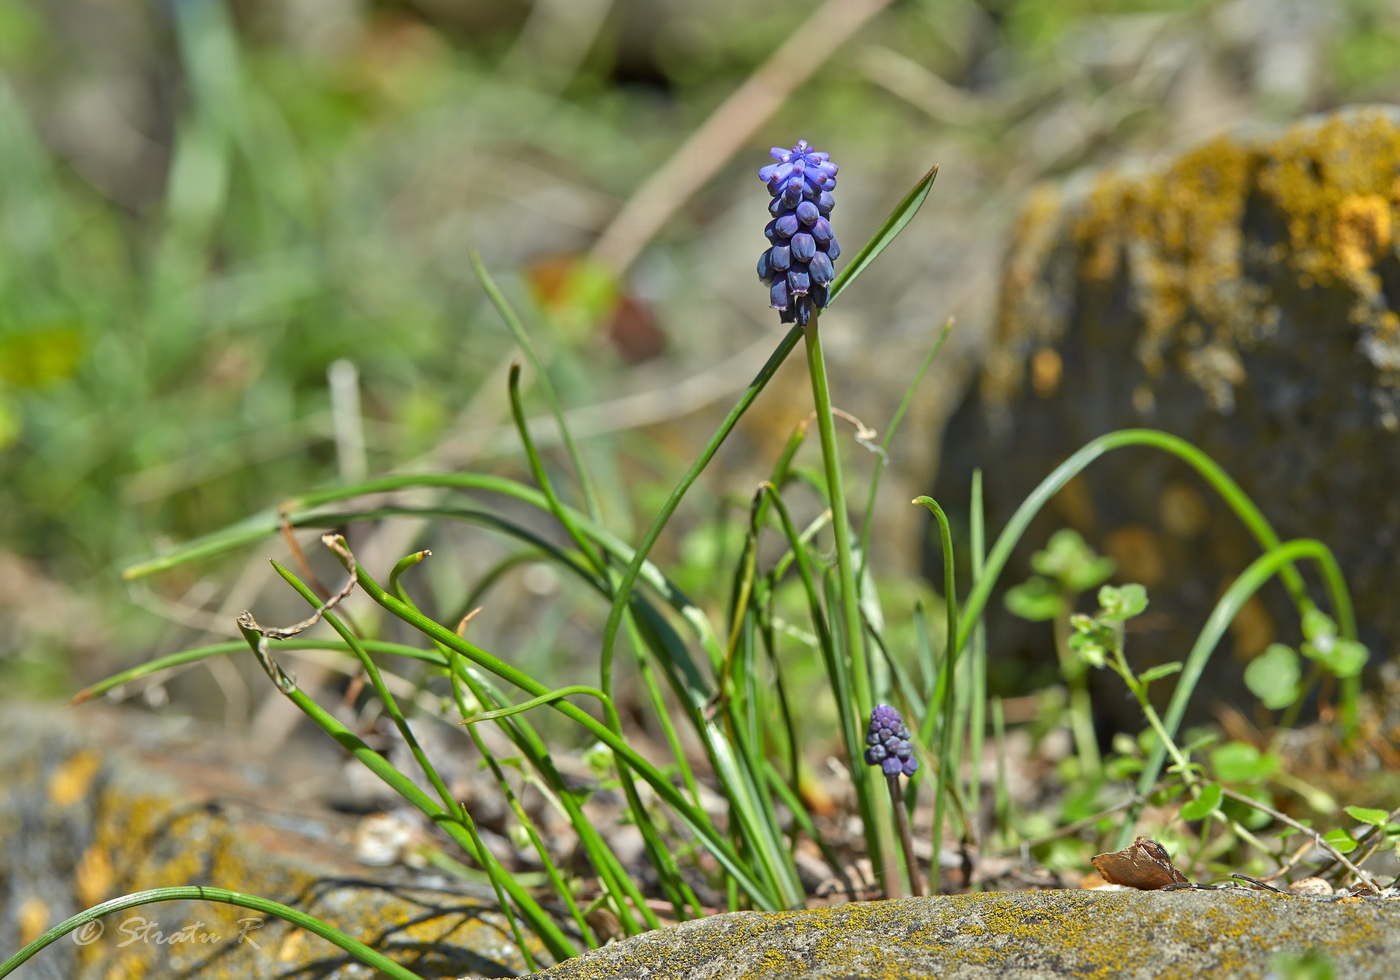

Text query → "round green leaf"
[1244,643,1301,710]
[1344,806,1390,827]
[1210,741,1278,783]
[1322,827,1357,854]
[1005,577,1062,622]
[1098,583,1148,621]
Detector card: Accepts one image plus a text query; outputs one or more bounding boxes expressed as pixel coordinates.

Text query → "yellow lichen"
[995,107,1400,410]
[47,749,100,807]
[1334,193,1393,278]
[74,845,115,908]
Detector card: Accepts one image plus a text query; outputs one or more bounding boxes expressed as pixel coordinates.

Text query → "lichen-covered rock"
[0,701,560,979]
[528,890,1400,980]
[933,106,1400,730]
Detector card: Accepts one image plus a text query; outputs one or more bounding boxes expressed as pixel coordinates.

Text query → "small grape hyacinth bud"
[756,140,840,326]
[864,703,918,778]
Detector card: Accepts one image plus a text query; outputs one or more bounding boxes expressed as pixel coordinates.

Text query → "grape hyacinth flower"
[864,703,924,896]
[757,140,840,327]
[864,703,918,778]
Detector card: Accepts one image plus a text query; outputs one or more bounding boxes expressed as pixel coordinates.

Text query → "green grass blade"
[827,165,938,306]
[471,249,601,522]
[758,484,854,772]
[912,495,959,894]
[242,572,566,964]
[70,639,452,705]
[457,678,661,932]
[597,325,802,700]
[342,548,781,908]
[0,887,431,980]
[126,488,724,705]
[120,473,586,578]
[859,316,953,575]
[378,545,662,934]
[507,361,607,575]
[444,665,597,946]
[955,429,1341,658]
[449,662,654,935]
[966,469,988,858]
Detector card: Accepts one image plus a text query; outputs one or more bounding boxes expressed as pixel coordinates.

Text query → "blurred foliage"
[1,0,1398,696]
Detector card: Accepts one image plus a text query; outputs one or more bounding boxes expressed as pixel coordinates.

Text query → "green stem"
[801,314,892,894]
[802,319,870,713]
[1109,648,1191,784]
[1057,602,1102,778]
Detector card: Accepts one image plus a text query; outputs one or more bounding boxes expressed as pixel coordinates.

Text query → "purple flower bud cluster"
[757,140,840,326]
[864,703,918,778]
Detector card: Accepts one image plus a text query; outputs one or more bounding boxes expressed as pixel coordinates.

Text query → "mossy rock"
[0,701,563,978]
[933,106,1400,731]
[530,890,1399,980]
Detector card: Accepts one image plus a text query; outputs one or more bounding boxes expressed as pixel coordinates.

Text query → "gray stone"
[529,890,1400,980]
[932,106,1400,729]
[0,700,562,978]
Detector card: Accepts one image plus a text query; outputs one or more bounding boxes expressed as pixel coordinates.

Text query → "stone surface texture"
[530,890,1399,980]
[933,106,1400,727]
[0,701,558,979]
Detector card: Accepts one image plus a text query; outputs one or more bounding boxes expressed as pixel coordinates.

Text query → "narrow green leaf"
[461,685,611,725]
[857,317,953,577]
[1139,661,1183,684]
[471,249,601,523]
[0,887,431,980]
[827,165,937,306]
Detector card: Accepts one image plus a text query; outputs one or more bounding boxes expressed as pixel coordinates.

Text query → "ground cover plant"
[6,129,1398,977]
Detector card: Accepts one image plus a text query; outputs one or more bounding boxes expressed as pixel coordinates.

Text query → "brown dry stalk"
[588,0,894,276]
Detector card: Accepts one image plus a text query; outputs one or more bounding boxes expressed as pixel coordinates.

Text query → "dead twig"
[236,534,359,693]
[1218,786,1382,895]
[587,0,893,276]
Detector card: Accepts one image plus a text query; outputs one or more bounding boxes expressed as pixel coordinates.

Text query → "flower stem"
[802,315,896,894]
[888,775,923,897]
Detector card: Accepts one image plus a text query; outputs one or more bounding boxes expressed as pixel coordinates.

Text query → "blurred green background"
[2,0,1398,703]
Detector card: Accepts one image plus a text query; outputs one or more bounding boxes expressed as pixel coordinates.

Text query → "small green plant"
[1271,948,1337,980]
[1010,537,1381,887]
[1004,529,1118,777]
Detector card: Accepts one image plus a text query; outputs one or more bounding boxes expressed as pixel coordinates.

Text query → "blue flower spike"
[864,703,919,779]
[757,140,840,326]
[865,702,924,897]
